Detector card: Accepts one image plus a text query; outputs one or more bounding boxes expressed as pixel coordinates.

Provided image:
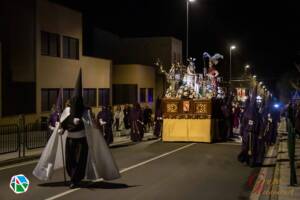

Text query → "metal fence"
[0,120,49,160]
[25,122,49,150]
[0,124,20,155]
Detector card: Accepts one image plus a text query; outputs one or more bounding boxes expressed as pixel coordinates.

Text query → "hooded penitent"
[65,69,85,132]
[33,68,121,182]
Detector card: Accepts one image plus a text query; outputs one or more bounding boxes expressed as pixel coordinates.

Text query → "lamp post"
[229,45,236,84]
[186,0,195,61]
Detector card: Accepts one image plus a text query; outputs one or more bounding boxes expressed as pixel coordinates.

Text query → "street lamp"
[253,75,257,79]
[186,0,195,60]
[245,64,250,69]
[229,45,236,84]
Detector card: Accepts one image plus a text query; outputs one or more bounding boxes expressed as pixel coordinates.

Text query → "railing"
[0,124,20,155]
[0,120,49,161]
[25,122,49,150]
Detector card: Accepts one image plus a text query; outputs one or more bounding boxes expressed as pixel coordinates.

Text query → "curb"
[250,139,279,200]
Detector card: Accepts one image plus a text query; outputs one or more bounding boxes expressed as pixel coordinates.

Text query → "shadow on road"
[86,181,139,189]
[39,181,139,190]
[38,181,71,187]
[110,143,133,149]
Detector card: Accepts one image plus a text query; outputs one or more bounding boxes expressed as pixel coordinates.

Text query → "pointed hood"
[73,68,82,98]
[55,88,63,113]
[70,69,84,118]
[244,85,258,119]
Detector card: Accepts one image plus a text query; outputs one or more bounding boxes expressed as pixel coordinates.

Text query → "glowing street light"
[253,75,257,79]
[245,65,250,69]
[259,81,263,85]
[186,0,196,60]
[229,45,236,84]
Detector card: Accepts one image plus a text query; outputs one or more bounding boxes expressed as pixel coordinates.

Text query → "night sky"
[54,0,300,95]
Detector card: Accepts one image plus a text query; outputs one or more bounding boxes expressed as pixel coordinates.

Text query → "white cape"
[33,109,121,181]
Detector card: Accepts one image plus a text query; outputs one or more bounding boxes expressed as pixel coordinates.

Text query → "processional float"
[155,52,224,143]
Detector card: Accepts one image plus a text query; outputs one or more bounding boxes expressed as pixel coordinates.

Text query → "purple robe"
[48,111,59,129]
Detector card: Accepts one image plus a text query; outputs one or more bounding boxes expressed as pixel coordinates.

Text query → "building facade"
[112,64,155,106]
[0,0,112,117]
[0,0,163,117]
[36,0,112,115]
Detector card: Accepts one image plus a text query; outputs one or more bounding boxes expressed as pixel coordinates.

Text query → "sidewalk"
[0,130,155,166]
[252,119,300,200]
[270,121,300,200]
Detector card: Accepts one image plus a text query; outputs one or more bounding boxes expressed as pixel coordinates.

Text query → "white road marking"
[44,143,196,200]
[216,142,241,146]
[0,160,38,171]
[0,139,152,172]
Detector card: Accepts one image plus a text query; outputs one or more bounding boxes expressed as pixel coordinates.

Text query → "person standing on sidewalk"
[123,104,131,130]
[287,101,298,186]
[113,106,123,131]
[143,104,153,133]
[130,103,144,142]
[154,98,163,138]
[97,105,114,145]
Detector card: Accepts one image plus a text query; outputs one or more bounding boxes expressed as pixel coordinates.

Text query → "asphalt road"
[0,140,258,200]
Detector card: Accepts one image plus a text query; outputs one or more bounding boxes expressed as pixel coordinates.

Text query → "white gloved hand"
[58,129,64,135]
[99,119,107,125]
[49,126,55,131]
[73,118,80,125]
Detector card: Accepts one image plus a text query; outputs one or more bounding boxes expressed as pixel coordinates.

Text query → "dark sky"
[54,0,300,92]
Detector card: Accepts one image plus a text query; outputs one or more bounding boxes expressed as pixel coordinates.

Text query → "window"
[41,89,59,112]
[140,88,146,103]
[41,31,60,57]
[99,88,110,106]
[83,89,96,107]
[112,84,137,105]
[63,88,73,106]
[147,88,154,102]
[63,36,79,59]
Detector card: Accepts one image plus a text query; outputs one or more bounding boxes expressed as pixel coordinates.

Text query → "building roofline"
[122,36,182,42]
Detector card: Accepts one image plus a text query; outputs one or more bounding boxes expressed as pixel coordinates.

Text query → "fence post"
[18,114,25,157]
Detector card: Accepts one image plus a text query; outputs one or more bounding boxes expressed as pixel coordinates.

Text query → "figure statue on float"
[203,52,224,96]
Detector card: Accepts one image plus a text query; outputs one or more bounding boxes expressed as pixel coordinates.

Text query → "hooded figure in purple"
[254,94,271,166]
[238,85,259,166]
[48,89,63,134]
